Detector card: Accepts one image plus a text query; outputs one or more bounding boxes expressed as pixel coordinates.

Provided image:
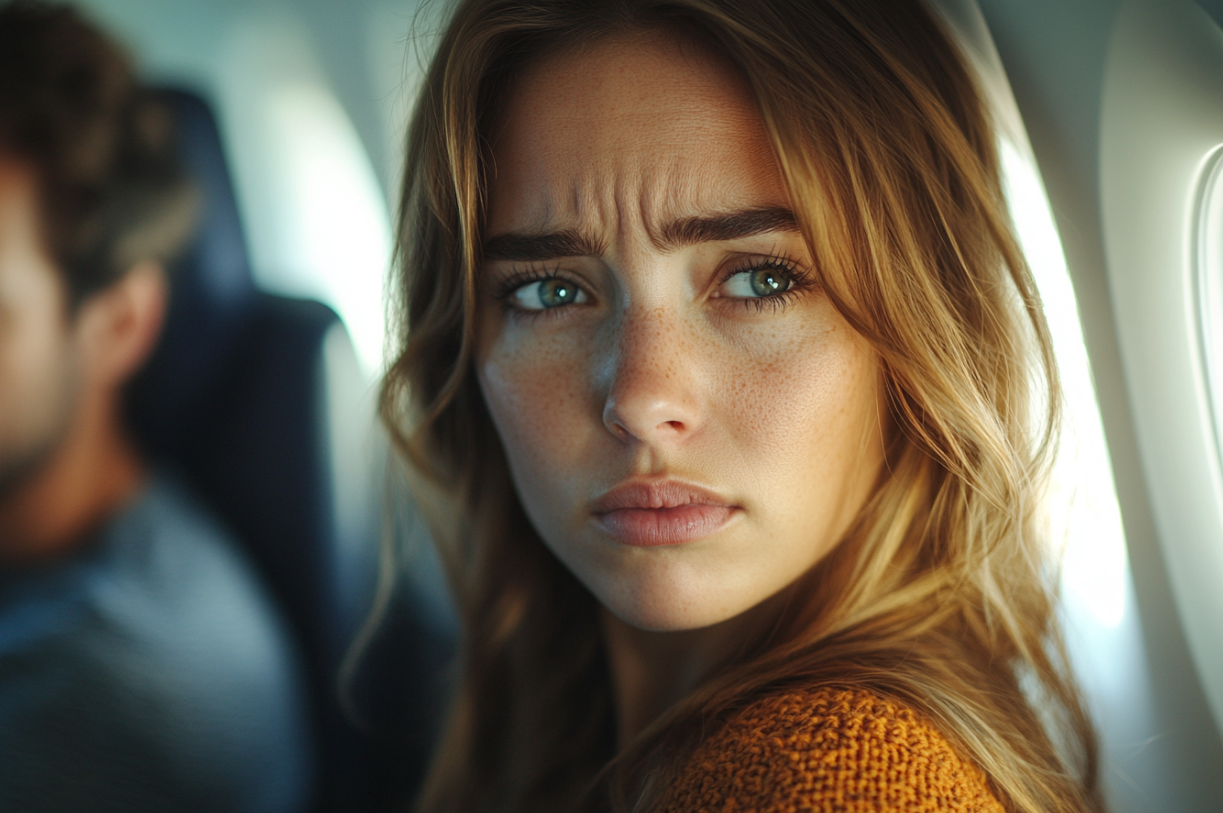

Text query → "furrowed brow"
[658,206,799,250]
[482,229,604,261]
[480,207,798,260]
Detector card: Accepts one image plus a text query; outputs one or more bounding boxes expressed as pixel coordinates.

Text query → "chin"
[591,563,759,633]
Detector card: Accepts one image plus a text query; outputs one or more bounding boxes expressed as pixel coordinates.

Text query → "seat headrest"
[129,88,259,455]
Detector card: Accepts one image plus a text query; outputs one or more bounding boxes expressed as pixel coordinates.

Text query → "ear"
[74,261,168,389]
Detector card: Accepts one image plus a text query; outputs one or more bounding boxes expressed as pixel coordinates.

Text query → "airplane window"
[999,140,1129,631]
[1194,144,1223,498]
[1097,0,1223,749]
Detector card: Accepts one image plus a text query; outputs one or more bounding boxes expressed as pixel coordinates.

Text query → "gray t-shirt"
[0,475,315,813]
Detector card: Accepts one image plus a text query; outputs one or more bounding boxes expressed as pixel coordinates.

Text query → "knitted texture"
[658,686,1005,812]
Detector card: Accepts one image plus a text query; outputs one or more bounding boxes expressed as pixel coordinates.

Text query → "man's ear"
[74,261,168,389]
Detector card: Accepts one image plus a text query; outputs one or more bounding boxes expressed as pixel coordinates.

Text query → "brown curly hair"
[0,0,194,305]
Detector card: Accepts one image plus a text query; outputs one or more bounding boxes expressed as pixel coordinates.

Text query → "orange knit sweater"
[658,686,1006,812]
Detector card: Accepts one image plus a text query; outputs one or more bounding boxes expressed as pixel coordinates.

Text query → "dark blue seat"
[126,88,451,812]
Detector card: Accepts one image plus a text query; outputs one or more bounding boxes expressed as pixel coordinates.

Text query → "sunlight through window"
[1194,145,1223,502]
[1000,140,1129,630]
[261,84,391,378]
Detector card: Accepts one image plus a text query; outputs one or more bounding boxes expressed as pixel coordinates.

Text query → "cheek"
[711,313,882,522]
[476,320,596,511]
[0,317,79,469]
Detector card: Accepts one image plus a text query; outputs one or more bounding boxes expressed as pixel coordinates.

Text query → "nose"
[600,305,703,444]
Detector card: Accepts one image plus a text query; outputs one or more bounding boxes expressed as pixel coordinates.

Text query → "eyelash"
[489,264,584,320]
[716,252,815,314]
[488,252,817,317]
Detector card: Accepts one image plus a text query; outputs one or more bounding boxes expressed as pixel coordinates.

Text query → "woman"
[381,0,1103,810]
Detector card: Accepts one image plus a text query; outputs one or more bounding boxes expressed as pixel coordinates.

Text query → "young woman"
[381,0,1104,810]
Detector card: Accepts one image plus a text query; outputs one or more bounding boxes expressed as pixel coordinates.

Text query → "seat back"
[127,88,394,811]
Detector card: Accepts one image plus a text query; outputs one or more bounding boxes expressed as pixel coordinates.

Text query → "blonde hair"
[381,0,1103,811]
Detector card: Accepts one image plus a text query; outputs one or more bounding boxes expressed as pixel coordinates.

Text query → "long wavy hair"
[380,1,1103,811]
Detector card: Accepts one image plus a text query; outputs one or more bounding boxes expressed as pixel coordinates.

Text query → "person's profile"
[0,4,312,810]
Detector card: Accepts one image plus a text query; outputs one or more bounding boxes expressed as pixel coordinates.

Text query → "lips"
[591,480,738,547]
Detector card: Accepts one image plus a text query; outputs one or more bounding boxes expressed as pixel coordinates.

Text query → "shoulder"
[81,475,301,698]
[660,685,1005,813]
[89,474,292,662]
[0,633,309,813]
[102,472,256,589]
[0,476,313,812]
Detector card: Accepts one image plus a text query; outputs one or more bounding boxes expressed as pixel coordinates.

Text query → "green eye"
[724,266,793,298]
[512,278,588,310]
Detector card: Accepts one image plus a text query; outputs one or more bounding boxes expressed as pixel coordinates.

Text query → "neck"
[601,597,782,749]
[0,390,145,563]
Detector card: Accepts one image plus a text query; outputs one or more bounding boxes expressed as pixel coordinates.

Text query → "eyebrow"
[481,205,799,261]
[482,229,603,262]
[659,206,798,250]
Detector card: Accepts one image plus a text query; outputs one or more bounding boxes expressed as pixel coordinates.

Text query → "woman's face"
[476,33,886,632]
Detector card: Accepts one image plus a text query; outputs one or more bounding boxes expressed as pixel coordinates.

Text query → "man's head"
[0,1,194,504]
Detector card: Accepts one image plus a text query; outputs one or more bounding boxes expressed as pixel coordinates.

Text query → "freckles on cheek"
[717,319,877,477]
[477,332,592,476]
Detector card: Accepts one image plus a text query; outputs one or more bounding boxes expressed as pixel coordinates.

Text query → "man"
[0,3,314,810]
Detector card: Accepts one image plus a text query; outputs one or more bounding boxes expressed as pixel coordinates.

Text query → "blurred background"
[67,2,458,809]
[77,0,433,380]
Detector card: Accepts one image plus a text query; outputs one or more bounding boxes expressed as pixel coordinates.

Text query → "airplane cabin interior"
[22,0,1223,810]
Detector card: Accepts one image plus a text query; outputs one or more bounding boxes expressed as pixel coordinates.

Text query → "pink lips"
[591,480,737,547]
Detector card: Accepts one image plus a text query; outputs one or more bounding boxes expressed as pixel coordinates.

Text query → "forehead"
[485,32,789,238]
